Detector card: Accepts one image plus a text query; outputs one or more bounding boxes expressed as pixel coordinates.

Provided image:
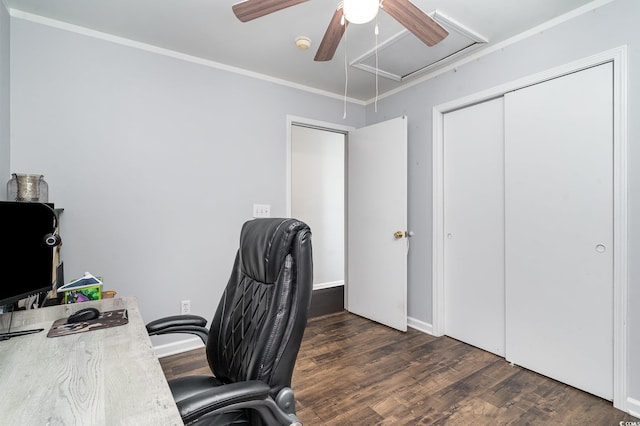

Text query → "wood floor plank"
[160,311,638,425]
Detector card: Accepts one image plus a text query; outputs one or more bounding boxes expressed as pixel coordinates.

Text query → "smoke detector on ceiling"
[295,36,312,50]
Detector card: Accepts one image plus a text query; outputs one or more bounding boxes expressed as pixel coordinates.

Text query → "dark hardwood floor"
[160,311,638,425]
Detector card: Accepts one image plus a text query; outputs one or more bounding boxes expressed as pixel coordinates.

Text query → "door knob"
[394,231,404,239]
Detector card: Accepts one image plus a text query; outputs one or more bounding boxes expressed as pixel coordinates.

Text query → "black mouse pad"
[47,309,128,338]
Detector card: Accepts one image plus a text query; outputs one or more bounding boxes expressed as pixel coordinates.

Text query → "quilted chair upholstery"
[146,218,313,425]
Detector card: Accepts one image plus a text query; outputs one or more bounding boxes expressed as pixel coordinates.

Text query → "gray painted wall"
[367,0,639,404]
[0,2,9,199]
[9,18,364,343]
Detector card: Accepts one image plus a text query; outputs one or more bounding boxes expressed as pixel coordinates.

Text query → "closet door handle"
[595,244,606,253]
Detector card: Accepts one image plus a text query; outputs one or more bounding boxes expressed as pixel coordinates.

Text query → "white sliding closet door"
[504,63,613,400]
[444,98,505,356]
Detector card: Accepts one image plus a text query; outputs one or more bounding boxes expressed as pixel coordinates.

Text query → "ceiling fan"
[232,0,449,61]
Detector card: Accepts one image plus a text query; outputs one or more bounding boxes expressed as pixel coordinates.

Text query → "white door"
[347,116,408,331]
[505,63,613,400]
[443,97,506,356]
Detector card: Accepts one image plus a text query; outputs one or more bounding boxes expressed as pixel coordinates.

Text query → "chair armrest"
[146,314,207,331]
[178,380,270,423]
[178,381,302,425]
[145,314,209,344]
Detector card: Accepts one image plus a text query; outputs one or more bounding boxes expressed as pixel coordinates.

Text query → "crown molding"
[366,0,618,104]
[8,9,366,106]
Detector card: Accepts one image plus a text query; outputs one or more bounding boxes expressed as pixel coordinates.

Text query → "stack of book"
[57,272,103,304]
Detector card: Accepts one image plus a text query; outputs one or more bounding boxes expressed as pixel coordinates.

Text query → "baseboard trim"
[154,337,204,359]
[407,316,434,335]
[627,397,640,417]
[309,286,344,318]
[313,280,345,291]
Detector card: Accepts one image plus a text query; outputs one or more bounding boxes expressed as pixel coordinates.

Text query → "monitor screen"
[0,202,56,307]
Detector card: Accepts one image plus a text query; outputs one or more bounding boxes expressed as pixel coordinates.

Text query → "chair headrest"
[239,218,310,284]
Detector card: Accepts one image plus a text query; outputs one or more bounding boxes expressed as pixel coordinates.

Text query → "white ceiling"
[6,0,597,101]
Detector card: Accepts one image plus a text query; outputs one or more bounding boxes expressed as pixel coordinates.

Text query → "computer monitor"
[0,202,58,308]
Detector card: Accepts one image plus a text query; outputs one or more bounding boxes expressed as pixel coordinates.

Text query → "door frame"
[286,115,353,298]
[431,46,628,410]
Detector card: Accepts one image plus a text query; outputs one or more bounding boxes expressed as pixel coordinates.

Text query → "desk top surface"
[0,297,183,425]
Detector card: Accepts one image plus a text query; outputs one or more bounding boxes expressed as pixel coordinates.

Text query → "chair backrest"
[207,218,313,396]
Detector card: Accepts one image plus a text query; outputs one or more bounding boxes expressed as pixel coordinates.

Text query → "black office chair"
[146,218,313,425]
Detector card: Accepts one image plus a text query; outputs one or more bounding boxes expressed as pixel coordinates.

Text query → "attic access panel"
[351,11,487,81]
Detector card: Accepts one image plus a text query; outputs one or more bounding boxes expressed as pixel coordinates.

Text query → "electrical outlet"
[181,300,191,315]
[253,204,271,218]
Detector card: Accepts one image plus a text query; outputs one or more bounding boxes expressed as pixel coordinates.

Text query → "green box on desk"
[58,273,103,304]
[63,285,102,304]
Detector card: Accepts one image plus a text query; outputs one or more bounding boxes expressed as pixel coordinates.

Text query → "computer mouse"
[67,307,100,323]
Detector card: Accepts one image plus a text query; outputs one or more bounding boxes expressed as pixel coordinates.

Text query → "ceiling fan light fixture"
[343,0,379,24]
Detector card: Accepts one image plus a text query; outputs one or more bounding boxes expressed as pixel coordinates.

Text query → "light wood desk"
[0,297,183,425]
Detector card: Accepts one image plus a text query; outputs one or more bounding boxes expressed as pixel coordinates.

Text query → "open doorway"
[289,122,346,316]
[287,115,408,327]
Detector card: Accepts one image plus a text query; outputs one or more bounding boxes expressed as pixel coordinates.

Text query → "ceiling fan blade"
[381,0,448,46]
[232,0,309,22]
[314,7,348,62]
